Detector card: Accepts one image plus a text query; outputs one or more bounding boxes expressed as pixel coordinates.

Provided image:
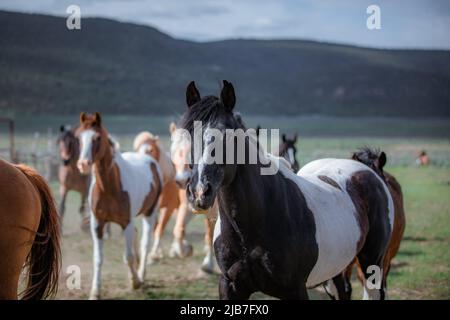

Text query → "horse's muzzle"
[77,159,92,175]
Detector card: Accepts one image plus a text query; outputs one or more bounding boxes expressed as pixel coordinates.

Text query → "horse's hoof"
[184,244,194,258]
[89,292,101,300]
[132,280,143,290]
[201,264,214,274]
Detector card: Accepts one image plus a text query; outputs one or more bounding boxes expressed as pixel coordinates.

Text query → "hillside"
[0,10,449,117]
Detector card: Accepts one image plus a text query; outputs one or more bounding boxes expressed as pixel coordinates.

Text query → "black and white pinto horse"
[180,80,394,300]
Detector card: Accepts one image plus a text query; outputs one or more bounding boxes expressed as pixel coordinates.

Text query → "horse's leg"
[171,196,193,258]
[149,204,174,263]
[325,273,351,300]
[138,211,157,283]
[59,185,67,230]
[201,217,216,274]
[124,222,141,289]
[219,274,252,300]
[89,213,104,300]
[79,191,87,216]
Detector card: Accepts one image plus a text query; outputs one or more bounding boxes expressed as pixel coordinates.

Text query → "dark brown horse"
[181,80,394,300]
[57,125,90,230]
[0,158,60,299]
[325,147,406,299]
[276,133,299,172]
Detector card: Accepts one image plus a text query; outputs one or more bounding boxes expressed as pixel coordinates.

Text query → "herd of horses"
[0,80,405,300]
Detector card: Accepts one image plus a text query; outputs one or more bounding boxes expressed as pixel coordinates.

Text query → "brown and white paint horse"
[325,148,406,299]
[181,80,394,300]
[57,125,90,230]
[0,158,60,299]
[133,127,217,273]
[75,112,162,300]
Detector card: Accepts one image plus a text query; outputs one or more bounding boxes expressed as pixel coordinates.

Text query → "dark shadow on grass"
[403,236,447,243]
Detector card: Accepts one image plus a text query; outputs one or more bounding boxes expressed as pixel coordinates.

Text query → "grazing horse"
[75,112,162,300]
[276,133,299,172]
[0,158,60,299]
[57,125,90,230]
[325,148,406,300]
[180,80,394,300]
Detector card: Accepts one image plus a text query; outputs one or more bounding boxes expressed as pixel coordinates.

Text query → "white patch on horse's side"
[271,158,362,287]
[115,152,161,218]
[79,129,95,162]
[301,158,395,231]
[295,158,394,287]
[288,148,295,165]
[213,214,221,243]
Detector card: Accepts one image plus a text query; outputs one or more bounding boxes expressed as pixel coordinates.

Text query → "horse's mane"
[108,135,120,152]
[353,146,381,165]
[133,131,158,151]
[179,96,244,133]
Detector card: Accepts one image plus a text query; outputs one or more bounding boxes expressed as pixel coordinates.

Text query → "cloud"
[0,0,449,49]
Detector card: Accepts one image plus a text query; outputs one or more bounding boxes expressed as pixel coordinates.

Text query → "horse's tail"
[15,164,61,300]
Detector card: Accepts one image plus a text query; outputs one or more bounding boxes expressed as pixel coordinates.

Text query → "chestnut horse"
[57,125,90,230]
[181,80,393,300]
[75,112,162,299]
[133,127,217,273]
[0,158,60,299]
[325,148,406,299]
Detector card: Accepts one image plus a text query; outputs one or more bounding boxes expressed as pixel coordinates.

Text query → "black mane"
[179,96,244,133]
[353,146,381,165]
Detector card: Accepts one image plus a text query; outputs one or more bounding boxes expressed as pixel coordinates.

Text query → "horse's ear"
[169,122,177,134]
[80,112,87,123]
[378,151,387,170]
[60,125,65,132]
[220,80,236,112]
[351,152,360,161]
[94,112,102,126]
[186,81,201,107]
[282,134,286,143]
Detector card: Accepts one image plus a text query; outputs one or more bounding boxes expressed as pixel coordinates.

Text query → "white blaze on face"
[79,129,96,163]
[287,148,295,165]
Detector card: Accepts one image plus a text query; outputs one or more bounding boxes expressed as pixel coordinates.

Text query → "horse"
[57,125,90,230]
[180,80,394,300]
[75,112,162,300]
[134,123,218,273]
[324,147,406,299]
[276,133,299,172]
[0,158,60,299]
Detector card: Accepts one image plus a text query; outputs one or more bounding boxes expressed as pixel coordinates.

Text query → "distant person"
[416,150,429,166]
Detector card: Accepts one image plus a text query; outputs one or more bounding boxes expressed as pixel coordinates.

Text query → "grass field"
[1,115,449,300]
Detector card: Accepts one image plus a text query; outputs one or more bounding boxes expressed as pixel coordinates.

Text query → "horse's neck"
[159,151,176,183]
[93,144,120,193]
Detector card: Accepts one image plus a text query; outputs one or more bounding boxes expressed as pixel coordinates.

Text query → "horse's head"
[133,131,161,161]
[352,147,386,178]
[170,122,192,189]
[180,80,242,212]
[279,133,299,172]
[75,112,109,175]
[57,125,79,166]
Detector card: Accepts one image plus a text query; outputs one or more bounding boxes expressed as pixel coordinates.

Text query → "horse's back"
[116,152,161,217]
[295,158,393,286]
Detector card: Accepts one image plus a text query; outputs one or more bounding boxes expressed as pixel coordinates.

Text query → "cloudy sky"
[1,0,449,49]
